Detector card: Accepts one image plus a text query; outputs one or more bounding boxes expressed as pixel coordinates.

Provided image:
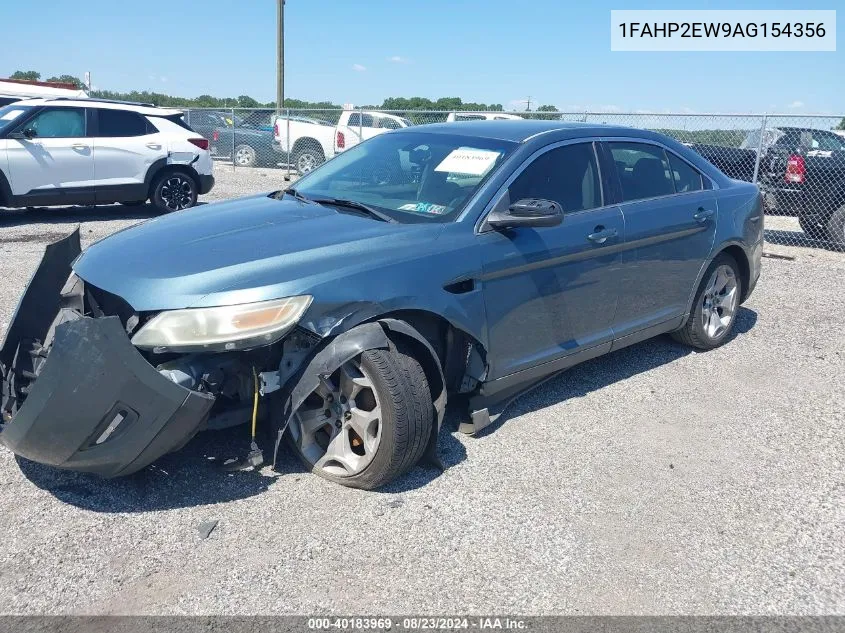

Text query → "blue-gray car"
[0,121,763,489]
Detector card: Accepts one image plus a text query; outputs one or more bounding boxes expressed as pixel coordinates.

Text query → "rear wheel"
[286,346,432,490]
[234,144,257,168]
[826,205,845,249]
[293,143,325,175]
[151,171,198,213]
[672,253,742,350]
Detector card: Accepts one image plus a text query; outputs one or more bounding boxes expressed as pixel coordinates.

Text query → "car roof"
[9,97,182,117]
[397,120,633,143]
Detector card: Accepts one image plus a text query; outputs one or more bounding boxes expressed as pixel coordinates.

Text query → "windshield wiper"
[310,198,395,223]
[282,187,310,201]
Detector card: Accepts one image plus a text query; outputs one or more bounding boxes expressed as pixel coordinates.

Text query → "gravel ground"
[0,164,843,615]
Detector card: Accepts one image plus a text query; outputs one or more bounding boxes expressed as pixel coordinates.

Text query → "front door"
[480,141,624,379]
[605,141,717,337]
[6,106,94,204]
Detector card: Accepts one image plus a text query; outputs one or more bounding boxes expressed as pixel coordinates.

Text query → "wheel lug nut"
[334,420,342,429]
[324,409,332,418]
[344,411,352,420]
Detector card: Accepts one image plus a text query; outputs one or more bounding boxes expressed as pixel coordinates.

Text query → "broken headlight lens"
[130,295,313,353]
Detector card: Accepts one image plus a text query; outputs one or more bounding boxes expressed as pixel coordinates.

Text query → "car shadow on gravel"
[475,306,759,437]
[17,410,467,508]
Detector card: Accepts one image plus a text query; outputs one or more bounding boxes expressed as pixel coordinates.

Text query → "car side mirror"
[9,128,35,140]
[487,197,563,230]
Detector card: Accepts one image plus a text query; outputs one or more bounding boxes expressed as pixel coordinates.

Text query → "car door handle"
[587,226,618,244]
[71,143,88,150]
[146,143,162,150]
[693,207,715,223]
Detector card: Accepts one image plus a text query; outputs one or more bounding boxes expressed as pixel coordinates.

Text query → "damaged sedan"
[0,121,763,489]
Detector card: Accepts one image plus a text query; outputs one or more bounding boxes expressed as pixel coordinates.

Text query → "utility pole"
[276,0,285,113]
[525,96,532,112]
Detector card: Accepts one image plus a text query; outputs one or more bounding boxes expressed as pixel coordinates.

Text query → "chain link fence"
[180,106,845,250]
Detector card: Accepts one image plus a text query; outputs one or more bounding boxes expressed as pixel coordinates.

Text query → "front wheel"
[151,171,198,213]
[672,253,743,350]
[286,346,432,490]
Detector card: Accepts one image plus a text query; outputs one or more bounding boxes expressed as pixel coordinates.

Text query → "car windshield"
[0,104,31,132]
[284,131,518,224]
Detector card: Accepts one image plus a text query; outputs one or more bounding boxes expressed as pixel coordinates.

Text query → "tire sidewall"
[152,171,198,213]
[689,254,743,347]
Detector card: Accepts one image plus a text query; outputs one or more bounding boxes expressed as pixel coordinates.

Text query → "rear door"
[479,141,624,379]
[604,140,717,338]
[92,108,164,201]
[5,106,94,204]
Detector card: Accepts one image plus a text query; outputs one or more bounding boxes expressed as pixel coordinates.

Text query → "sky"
[1,0,842,114]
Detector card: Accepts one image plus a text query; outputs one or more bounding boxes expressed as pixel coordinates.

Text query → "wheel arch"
[144,159,200,197]
[291,137,325,157]
[0,167,12,206]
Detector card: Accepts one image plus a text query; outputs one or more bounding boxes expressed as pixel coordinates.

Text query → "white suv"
[0,98,214,213]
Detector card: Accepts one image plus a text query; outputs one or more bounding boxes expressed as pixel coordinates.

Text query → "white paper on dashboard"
[435,148,501,176]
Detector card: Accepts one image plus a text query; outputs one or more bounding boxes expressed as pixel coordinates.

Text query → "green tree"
[534,104,560,120]
[837,118,845,130]
[10,70,40,81]
[46,74,85,89]
[237,95,260,108]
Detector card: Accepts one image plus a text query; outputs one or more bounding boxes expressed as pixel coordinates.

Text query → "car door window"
[378,117,401,130]
[360,114,375,128]
[508,142,602,213]
[21,107,86,138]
[666,151,703,193]
[347,112,361,127]
[609,142,674,202]
[97,109,150,137]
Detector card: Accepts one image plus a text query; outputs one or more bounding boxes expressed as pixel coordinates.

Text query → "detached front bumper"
[0,231,215,477]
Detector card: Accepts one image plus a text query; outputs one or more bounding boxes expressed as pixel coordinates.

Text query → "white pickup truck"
[273,110,411,175]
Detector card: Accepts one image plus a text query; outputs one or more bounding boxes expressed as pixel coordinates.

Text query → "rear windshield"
[150,113,194,132]
[0,104,31,132]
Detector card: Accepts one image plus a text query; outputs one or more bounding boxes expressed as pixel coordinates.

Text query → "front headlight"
[130,295,313,353]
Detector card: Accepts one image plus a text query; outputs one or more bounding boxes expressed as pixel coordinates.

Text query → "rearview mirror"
[486,197,563,230]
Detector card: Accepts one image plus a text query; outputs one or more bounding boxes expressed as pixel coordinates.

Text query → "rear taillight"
[212,130,219,142]
[336,130,345,149]
[274,122,280,136]
[189,138,209,150]
[785,154,805,184]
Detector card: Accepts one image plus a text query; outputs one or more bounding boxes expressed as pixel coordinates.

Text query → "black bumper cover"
[198,174,215,195]
[0,231,215,478]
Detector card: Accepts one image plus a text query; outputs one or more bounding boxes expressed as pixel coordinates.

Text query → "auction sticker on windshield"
[435,148,501,176]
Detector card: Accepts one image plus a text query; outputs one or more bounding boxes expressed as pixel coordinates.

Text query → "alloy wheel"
[297,152,318,174]
[700,264,738,339]
[289,360,382,477]
[235,146,256,167]
[159,176,195,211]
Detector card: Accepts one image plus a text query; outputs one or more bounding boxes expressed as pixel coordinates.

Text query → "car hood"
[74,194,442,311]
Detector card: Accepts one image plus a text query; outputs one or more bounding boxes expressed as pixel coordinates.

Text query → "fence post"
[286,108,291,180]
[231,108,236,168]
[358,106,363,144]
[751,115,767,185]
